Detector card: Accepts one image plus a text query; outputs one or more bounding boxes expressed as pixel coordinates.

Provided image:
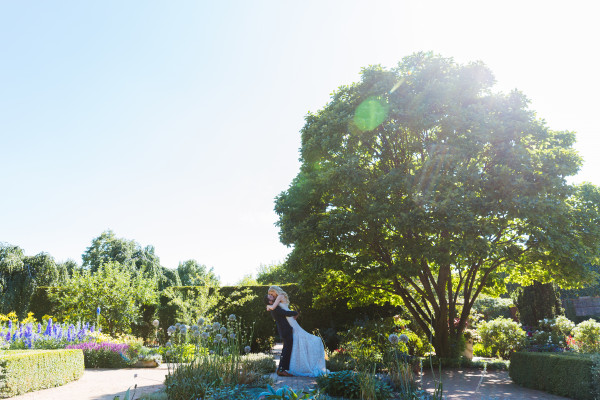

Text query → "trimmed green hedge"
[509,352,600,399]
[30,284,400,351]
[0,349,84,398]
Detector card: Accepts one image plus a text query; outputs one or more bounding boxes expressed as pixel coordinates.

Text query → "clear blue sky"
[1,1,598,284]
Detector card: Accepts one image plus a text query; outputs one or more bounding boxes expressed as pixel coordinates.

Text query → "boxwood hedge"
[0,349,84,398]
[509,352,600,400]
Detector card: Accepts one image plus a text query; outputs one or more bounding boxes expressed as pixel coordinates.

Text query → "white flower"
[152,320,159,327]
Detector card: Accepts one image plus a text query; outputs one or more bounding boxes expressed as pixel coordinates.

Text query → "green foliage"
[472,342,493,358]
[48,261,158,335]
[255,263,299,285]
[0,349,84,398]
[338,316,432,366]
[0,243,66,318]
[275,51,600,358]
[471,296,513,321]
[477,317,526,359]
[326,350,355,372]
[316,370,392,400]
[571,319,600,353]
[81,347,131,368]
[82,230,162,279]
[550,315,576,337]
[176,260,219,287]
[258,385,320,400]
[513,281,563,327]
[240,353,276,374]
[509,352,600,400]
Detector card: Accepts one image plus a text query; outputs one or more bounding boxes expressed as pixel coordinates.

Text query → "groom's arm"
[272,307,298,318]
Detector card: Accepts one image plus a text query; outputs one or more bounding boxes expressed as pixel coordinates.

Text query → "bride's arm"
[266,294,286,311]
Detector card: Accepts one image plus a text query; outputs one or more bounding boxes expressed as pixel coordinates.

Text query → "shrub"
[472,342,493,357]
[477,317,526,359]
[326,350,355,372]
[0,349,84,397]
[472,296,513,321]
[553,315,576,337]
[239,352,276,374]
[512,281,563,327]
[571,319,600,353]
[316,370,392,400]
[66,342,131,368]
[509,352,600,400]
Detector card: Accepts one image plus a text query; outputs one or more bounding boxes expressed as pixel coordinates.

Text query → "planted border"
[509,352,600,400]
[0,349,84,398]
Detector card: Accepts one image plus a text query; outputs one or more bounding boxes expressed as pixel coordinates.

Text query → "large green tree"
[49,261,158,335]
[0,244,66,317]
[275,53,600,357]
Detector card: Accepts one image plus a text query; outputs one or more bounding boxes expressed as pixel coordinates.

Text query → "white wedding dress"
[280,303,328,377]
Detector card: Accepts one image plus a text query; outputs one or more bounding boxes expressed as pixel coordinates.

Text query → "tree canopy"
[0,243,67,317]
[275,52,600,357]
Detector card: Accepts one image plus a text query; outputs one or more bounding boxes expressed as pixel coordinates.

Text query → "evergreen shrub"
[0,349,84,398]
[509,352,600,400]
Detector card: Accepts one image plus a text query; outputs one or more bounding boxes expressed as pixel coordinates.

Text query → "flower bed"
[66,342,131,368]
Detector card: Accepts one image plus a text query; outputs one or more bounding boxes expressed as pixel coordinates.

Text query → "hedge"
[509,352,600,399]
[0,349,84,398]
[30,284,400,351]
[159,284,399,352]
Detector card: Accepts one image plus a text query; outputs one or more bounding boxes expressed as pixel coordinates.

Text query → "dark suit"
[268,306,298,371]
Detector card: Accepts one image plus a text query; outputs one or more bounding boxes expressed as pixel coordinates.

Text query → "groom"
[264,293,298,377]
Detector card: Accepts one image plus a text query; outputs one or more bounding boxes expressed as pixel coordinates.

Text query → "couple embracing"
[264,286,327,377]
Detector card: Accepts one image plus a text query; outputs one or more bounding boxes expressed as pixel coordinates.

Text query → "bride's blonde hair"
[268,285,289,303]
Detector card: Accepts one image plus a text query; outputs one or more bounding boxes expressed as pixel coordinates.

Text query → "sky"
[1,1,598,284]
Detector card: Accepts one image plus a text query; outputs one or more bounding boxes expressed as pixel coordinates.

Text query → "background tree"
[82,230,163,279]
[275,52,600,357]
[176,259,219,286]
[255,263,299,285]
[513,281,563,327]
[0,244,63,317]
[49,261,158,335]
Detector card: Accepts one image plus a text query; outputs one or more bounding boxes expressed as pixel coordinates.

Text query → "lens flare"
[354,97,389,131]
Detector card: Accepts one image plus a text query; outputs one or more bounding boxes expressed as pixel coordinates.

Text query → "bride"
[266,285,327,377]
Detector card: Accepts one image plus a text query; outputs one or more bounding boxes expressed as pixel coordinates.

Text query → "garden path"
[7,345,572,399]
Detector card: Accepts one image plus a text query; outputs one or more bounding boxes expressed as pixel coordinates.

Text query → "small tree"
[49,261,158,335]
[513,281,563,327]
